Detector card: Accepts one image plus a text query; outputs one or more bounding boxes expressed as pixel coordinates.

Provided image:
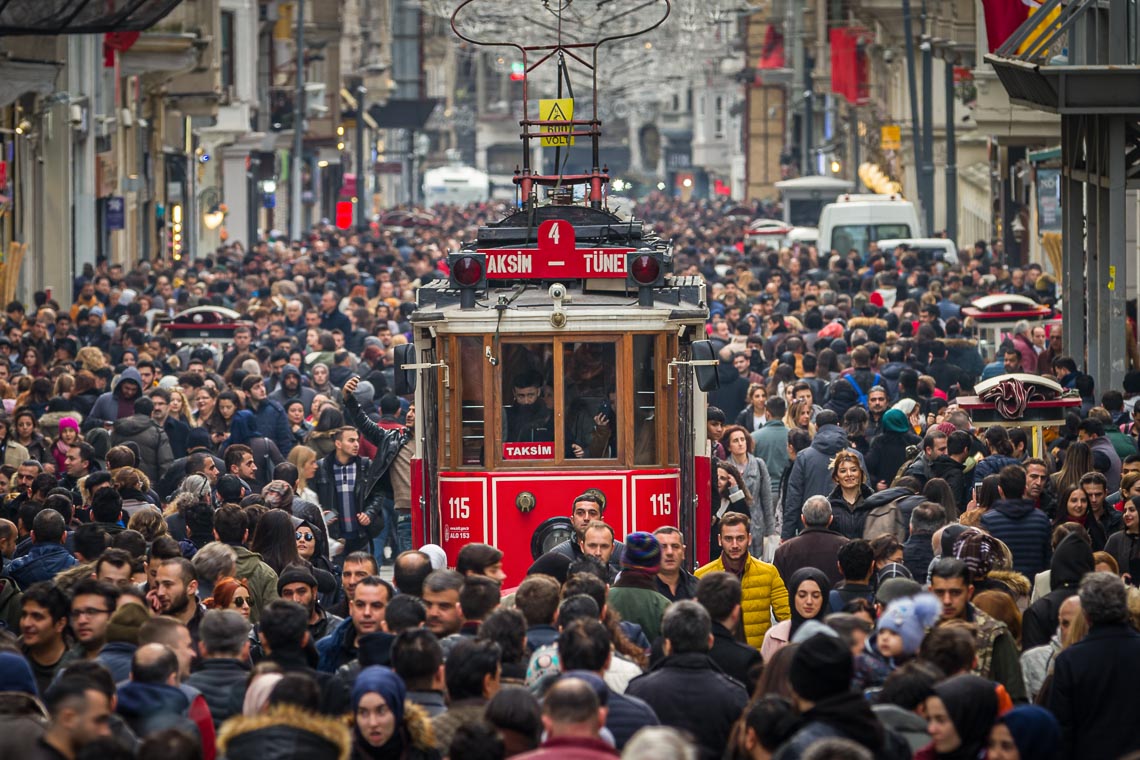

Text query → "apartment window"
[220,11,235,91]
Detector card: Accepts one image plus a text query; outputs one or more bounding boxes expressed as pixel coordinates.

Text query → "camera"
[549,283,567,301]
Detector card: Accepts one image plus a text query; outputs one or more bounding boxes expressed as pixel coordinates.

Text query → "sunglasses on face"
[232,597,250,607]
[296,532,314,541]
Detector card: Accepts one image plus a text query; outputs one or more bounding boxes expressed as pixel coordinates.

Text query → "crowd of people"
[0,195,1137,760]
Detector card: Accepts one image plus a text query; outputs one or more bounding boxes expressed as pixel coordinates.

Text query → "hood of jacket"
[812,425,850,456]
[113,414,156,437]
[862,486,915,510]
[1051,532,1095,588]
[116,680,189,718]
[218,704,351,760]
[112,367,143,398]
[992,498,1037,520]
[879,361,906,381]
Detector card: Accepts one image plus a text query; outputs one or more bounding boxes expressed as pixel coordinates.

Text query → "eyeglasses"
[296,532,314,541]
[71,608,110,618]
[231,597,251,607]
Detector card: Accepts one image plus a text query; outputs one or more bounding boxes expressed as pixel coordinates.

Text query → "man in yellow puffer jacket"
[695,512,790,648]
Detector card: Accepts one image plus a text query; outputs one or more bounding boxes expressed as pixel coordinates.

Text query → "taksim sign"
[479,219,633,279]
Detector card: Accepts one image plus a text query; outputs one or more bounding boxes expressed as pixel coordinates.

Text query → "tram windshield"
[440,333,672,468]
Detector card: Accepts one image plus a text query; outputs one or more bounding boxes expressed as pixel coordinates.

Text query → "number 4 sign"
[538,219,574,257]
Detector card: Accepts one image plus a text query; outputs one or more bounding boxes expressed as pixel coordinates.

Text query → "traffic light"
[627,249,666,306]
[509,61,525,82]
[448,252,486,309]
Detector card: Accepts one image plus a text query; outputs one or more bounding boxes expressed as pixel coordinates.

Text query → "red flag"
[759,25,784,69]
[980,0,1033,53]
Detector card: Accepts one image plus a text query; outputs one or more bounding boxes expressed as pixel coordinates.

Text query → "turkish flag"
[981,0,1035,53]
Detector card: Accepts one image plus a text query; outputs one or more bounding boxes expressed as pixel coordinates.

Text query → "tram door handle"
[402,360,451,388]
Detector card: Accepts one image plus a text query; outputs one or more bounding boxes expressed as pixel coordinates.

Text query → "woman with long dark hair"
[1052,484,1108,550]
[1105,495,1140,584]
[306,406,345,460]
[206,390,242,448]
[250,509,302,575]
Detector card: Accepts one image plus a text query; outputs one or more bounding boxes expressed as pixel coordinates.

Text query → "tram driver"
[505,370,554,443]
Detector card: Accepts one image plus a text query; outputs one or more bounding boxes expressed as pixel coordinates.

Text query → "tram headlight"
[447,252,486,310]
[627,249,666,307]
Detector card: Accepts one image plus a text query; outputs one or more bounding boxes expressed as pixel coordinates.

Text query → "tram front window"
[504,371,554,443]
[564,342,618,459]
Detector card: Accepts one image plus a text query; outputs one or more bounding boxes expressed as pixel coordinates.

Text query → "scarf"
[721,552,747,579]
[787,567,831,637]
[931,674,998,760]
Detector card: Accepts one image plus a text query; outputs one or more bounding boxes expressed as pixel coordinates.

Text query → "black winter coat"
[184,658,249,729]
[708,621,762,687]
[626,652,748,760]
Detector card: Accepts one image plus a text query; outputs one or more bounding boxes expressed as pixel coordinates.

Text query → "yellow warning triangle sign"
[539,97,575,147]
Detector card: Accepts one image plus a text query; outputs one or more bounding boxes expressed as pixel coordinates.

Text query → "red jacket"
[514,736,619,760]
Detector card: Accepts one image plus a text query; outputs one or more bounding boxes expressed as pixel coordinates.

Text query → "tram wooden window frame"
[438,331,675,470]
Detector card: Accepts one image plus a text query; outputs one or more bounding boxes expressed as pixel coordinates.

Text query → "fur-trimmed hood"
[943,338,979,349]
[347,700,437,754]
[984,569,1031,600]
[218,704,352,760]
[848,316,889,330]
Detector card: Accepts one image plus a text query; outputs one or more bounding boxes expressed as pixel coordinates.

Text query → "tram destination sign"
[478,219,635,279]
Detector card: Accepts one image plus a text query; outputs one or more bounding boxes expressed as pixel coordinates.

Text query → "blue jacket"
[4,543,76,589]
[252,397,295,456]
[96,641,137,683]
[315,615,356,673]
[980,498,1052,578]
[972,454,1022,486]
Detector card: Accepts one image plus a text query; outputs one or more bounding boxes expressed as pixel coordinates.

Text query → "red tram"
[395,0,718,580]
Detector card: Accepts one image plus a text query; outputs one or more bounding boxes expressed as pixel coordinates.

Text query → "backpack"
[843,372,882,409]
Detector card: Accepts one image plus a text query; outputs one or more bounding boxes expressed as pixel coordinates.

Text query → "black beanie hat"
[789,633,853,701]
[277,565,318,594]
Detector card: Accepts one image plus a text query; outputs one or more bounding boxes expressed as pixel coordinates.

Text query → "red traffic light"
[335,201,353,230]
[629,253,662,285]
[452,255,485,287]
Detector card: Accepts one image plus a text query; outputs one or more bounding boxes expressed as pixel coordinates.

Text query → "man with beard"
[541,492,625,570]
[653,526,699,601]
[83,366,143,433]
[150,557,206,649]
[316,575,393,672]
[269,364,316,415]
[278,565,342,642]
[504,371,554,443]
[695,513,789,648]
[20,582,71,695]
[63,579,119,665]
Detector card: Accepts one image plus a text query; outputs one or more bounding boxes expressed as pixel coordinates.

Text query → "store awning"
[0,59,59,107]
[0,0,182,36]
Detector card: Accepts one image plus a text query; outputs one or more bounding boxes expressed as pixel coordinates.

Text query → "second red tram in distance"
[396,0,717,580]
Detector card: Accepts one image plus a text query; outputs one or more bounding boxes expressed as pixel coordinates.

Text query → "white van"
[875,237,960,266]
[817,194,921,259]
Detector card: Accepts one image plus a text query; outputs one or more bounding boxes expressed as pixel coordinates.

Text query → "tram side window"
[632,335,658,465]
[458,336,486,465]
[501,343,555,450]
[564,342,618,459]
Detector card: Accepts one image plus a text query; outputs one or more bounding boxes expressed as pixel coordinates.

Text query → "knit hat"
[876,593,941,655]
[261,480,295,510]
[789,633,853,701]
[379,394,401,415]
[791,620,841,645]
[58,417,79,434]
[953,528,1012,580]
[621,532,661,574]
[354,380,376,407]
[277,565,318,594]
[352,666,407,726]
[936,421,958,437]
[876,577,923,605]
[186,427,211,452]
[106,603,150,644]
[881,409,910,434]
[997,706,1062,760]
[0,651,38,696]
[875,562,914,586]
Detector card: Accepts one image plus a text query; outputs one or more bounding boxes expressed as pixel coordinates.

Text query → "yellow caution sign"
[539,98,575,147]
[880,125,901,151]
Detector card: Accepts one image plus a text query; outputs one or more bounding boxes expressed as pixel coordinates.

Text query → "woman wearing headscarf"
[915,673,998,760]
[866,408,922,489]
[760,568,830,660]
[351,666,440,760]
[986,704,1061,760]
